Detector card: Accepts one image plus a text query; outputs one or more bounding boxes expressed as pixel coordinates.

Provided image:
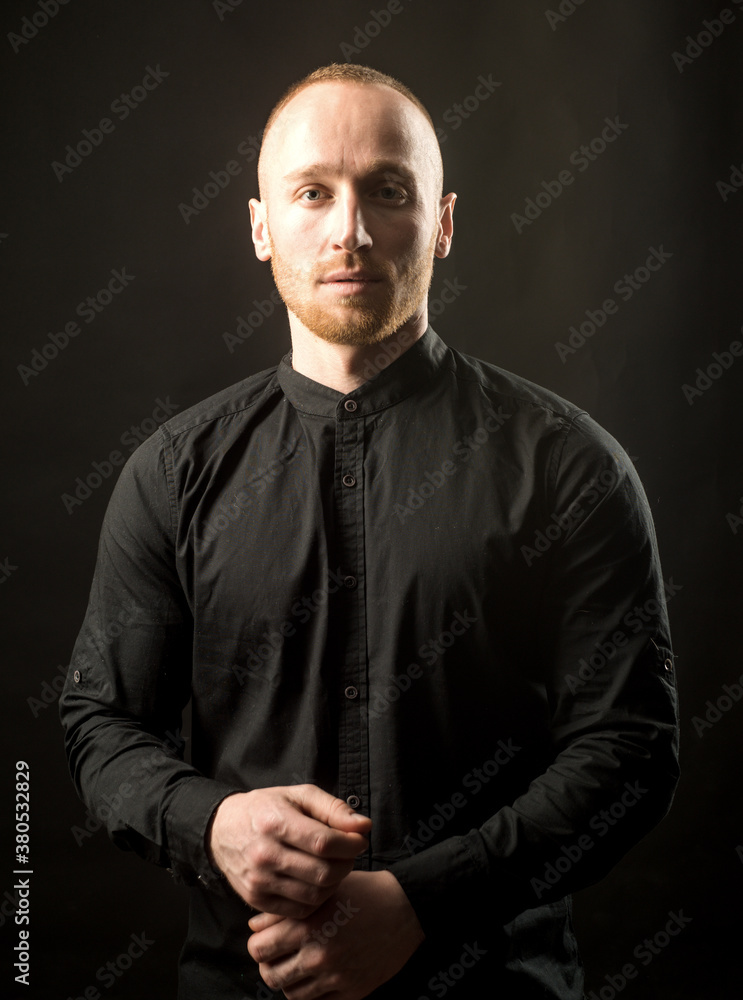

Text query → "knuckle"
[325,970,343,992]
[244,872,266,898]
[248,939,263,963]
[255,806,282,835]
[306,883,327,907]
[314,863,334,887]
[260,967,279,990]
[249,844,273,870]
[305,948,326,973]
[312,831,330,856]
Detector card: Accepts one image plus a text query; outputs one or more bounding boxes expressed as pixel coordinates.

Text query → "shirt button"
[346,794,361,809]
[344,399,358,412]
[345,685,359,700]
[343,575,357,589]
[663,658,674,673]
[73,670,81,683]
[342,474,356,487]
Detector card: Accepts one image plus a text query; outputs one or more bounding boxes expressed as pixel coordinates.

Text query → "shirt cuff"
[387,829,491,940]
[165,777,242,888]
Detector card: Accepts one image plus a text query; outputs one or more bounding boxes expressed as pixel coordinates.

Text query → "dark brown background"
[1,1,741,997]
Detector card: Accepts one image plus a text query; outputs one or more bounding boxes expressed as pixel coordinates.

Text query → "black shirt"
[60,326,679,999]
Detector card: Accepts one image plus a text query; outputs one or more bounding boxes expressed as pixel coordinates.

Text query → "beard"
[267,225,438,347]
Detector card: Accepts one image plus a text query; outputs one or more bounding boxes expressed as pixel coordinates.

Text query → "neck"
[288,313,428,393]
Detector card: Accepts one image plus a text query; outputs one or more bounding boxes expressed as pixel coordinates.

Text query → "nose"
[330,190,372,253]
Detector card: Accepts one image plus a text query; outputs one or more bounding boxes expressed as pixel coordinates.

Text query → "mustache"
[312,254,392,281]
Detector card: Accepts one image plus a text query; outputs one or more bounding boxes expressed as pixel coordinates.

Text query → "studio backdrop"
[1,1,741,998]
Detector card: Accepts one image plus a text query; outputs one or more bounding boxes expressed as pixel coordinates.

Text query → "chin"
[309,323,397,348]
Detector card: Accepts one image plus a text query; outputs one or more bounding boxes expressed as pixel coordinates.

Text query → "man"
[60,64,680,1000]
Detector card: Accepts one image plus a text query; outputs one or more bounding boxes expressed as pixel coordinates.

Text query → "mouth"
[319,272,383,295]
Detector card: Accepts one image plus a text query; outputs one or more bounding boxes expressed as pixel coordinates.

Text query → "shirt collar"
[277,325,450,419]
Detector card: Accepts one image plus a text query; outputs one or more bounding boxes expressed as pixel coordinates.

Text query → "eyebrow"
[281,159,416,186]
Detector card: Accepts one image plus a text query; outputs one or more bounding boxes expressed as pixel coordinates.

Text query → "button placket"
[334,405,370,855]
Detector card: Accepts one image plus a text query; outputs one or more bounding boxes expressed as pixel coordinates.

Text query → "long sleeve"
[57,328,682,996]
[59,430,238,887]
[388,413,680,935]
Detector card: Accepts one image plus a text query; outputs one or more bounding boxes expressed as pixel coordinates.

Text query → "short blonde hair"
[257,63,441,195]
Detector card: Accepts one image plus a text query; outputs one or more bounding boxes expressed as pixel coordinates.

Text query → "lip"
[320,272,383,296]
[320,270,382,284]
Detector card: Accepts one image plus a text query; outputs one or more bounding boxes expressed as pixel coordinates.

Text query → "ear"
[249,198,272,261]
[434,192,457,259]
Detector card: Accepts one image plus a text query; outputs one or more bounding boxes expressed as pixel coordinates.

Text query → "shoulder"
[114,365,281,494]
[442,342,633,481]
[161,365,281,441]
[444,344,584,423]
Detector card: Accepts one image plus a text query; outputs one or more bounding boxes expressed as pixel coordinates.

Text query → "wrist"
[204,791,241,876]
[376,870,426,948]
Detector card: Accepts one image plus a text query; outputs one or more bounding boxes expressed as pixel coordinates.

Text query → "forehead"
[265,81,436,184]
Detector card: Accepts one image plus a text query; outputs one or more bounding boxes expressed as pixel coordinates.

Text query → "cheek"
[392,218,437,263]
[270,219,319,268]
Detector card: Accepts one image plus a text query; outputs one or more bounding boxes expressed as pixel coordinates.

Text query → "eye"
[301,189,325,202]
[377,186,405,201]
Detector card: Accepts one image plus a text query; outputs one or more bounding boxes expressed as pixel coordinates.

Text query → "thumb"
[248,911,284,933]
[293,784,373,833]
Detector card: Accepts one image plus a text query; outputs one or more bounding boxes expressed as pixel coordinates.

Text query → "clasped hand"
[208,784,424,999]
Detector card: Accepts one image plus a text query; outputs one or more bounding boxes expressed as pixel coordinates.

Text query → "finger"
[249,911,284,932]
[281,809,370,861]
[275,845,357,889]
[249,920,309,964]
[237,871,334,919]
[290,785,374,835]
